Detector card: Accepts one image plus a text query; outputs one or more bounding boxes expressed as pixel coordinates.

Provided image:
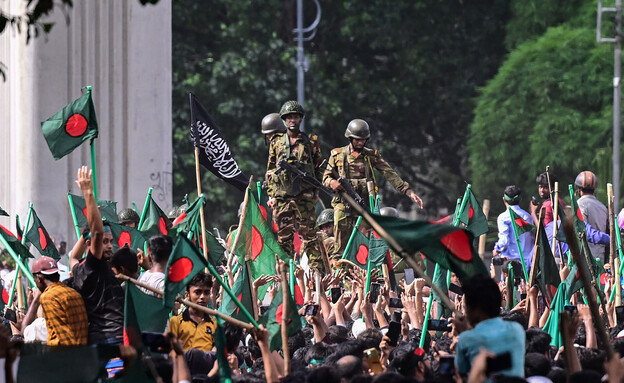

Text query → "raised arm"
[75,166,104,260]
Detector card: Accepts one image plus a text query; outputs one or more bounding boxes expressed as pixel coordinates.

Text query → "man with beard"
[322,119,423,256]
[266,101,325,270]
[69,166,124,345]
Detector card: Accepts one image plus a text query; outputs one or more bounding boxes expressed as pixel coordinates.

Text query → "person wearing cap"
[492,185,535,269]
[575,170,609,262]
[27,256,88,346]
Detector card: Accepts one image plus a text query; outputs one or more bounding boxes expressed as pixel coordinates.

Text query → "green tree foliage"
[172,0,510,228]
[469,19,613,213]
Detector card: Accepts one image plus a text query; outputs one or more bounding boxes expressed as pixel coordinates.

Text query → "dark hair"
[524,352,550,377]
[335,355,364,380]
[502,310,528,330]
[463,273,501,319]
[305,343,333,365]
[186,272,213,291]
[325,339,366,364]
[432,333,452,353]
[406,328,432,353]
[502,260,525,281]
[110,246,138,275]
[42,273,60,283]
[536,172,557,188]
[388,344,422,377]
[224,322,243,353]
[306,366,340,383]
[548,367,566,383]
[525,327,552,354]
[372,371,411,383]
[357,328,383,351]
[503,185,522,205]
[326,325,349,344]
[149,235,173,264]
[287,330,306,358]
[577,347,606,375]
[568,370,602,383]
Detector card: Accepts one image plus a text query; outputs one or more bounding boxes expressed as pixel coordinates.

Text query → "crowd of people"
[1,101,624,383]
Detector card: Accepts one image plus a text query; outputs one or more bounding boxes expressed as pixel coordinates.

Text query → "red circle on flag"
[440,230,473,262]
[38,227,48,250]
[118,231,131,247]
[576,208,584,221]
[172,212,186,227]
[259,205,268,221]
[168,257,193,282]
[272,222,278,233]
[65,114,88,137]
[276,303,284,323]
[468,205,474,220]
[372,230,381,239]
[82,207,88,217]
[2,289,8,304]
[355,244,369,265]
[158,217,168,235]
[251,225,264,260]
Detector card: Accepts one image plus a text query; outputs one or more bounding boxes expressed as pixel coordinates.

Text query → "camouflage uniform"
[266,131,324,269]
[322,145,412,255]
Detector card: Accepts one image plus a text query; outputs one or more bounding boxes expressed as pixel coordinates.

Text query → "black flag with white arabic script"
[189,93,248,191]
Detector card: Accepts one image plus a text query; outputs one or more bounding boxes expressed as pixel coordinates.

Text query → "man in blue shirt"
[454,274,525,378]
[493,185,535,269]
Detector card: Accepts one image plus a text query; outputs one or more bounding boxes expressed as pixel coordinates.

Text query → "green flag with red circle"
[0,224,34,259]
[218,260,255,324]
[41,90,99,160]
[69,193,118,227]
[258,284,303,351]
[171,196,204,233]
[456,189,489,237]
[108,221,147,252]
[373,214,487,283]
[342,229,371,268]
[163,234,209,308]
[138,196,171,238]
[24,208,60,261]
[234,188,289,299]
[509,208,536,235]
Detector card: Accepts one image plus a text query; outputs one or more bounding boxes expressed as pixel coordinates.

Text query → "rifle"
[327,165,369,210]
[275,159,333,197]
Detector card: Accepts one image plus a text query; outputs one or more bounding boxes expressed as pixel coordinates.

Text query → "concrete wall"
[0,0,172,257]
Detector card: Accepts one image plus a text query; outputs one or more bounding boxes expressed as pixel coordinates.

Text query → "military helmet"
[575,171,597,190]
[261,113,286,134]
[380,207,399,217]
[118,208,140,225]
[167,206,179,220]
[316,208,334,227]
[345,119,371,139]
[279,100,305,119]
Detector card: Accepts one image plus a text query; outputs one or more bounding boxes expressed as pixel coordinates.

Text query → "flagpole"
[0,235,36,288]
[339,192,459,316]
[256,181,262,202]
[551,182,561,262]
[340,216,362,260]
[116,274,255,330]
[90,140,98,202]
[289,259,295,296]
[280,262,291,376]
[477,199,490,260]
[15,203,34,310]
[67,193,82,239]
[508,206,530,282]
[138,188,153,229]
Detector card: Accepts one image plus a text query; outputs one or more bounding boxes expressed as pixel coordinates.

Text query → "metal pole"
[615,0,622,211]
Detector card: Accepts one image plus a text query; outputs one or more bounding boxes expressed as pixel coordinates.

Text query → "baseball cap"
[31,256,59,275]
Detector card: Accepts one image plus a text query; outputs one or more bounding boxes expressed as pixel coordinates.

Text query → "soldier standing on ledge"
[266,101,325,270]
[323,119,424,256]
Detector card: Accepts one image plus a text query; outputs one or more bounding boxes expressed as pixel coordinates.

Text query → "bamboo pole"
[116,274,254,330]
[551,182,561,262]
[194,147,211,268]
[477,199,490,260]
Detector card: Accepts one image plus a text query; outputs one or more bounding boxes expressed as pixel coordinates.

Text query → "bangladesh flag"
[123,283,170,349]
[215,317,233,383]
[108,222,147,252]
[542,283,568,348]
[218,261,255,323]
[509,208,535,235]
[430,265,451,319]
[41,90,99,160]
[25,209,60,260]
[374,214,488,283]
[138,196,171,238]
[0,206,7,216]
[185,227,226,268]
[342,229,371,268]
[0,224,33,259]
[533,223,560,306]
[506,263,517,310]
[369,230,397,291]
[233,188,289,299]
[258,284,303,351]
[163,234,209,308]
[254,186,278,233]
[69,193,118,227]
[456,188,489,237]
[171,196,204,233]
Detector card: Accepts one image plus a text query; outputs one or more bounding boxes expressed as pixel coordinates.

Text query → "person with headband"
[492,185,535,269]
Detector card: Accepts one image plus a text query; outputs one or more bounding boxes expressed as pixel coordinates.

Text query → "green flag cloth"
[25,208,60,260]
[163,234,209,308]
[509,208,536,235]
[186,228,227,268]
[123,283,170,349]
[569,191,587,234]
[215,317,233,383]
[369,230,398,291]
[254,187,278,233]
[373,215,487,283]
[139,196,171,238]
[456,189,489,237]
[506,263,517,310]
[0,206,7,216]
[41,91,99,160]
[0,224,33,259]
[430,265,452,319]
[534,223,560,306]
[234,188,289,300]
[218,261,255,323]
[343,229,372,269]
[542,283,568,348]
[258,284,303,351]
[108,222,147,252]
[69,193,118,227]
[171,196,204,233]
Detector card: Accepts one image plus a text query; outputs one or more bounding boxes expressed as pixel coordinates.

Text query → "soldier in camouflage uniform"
[322,119,424,256]
[266,101,325,270]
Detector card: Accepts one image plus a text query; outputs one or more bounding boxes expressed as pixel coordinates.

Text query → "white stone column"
[0,0,172,256]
